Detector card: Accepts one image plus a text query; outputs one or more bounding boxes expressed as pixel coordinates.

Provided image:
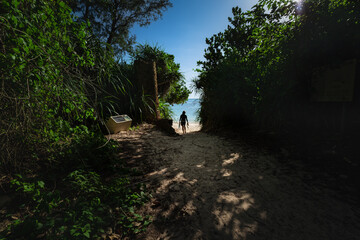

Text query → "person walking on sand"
[179,111,189,134]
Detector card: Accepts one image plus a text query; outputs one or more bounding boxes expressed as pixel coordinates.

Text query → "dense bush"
[0,0,155,169]
[1,170,150,239]
[0,0,158,238]
[0,0,96,170]
[195,0,360,133]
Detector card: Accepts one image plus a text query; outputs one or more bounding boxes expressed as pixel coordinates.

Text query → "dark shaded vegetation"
[195,0,360,158]
[0,0,184,239]
[194,0,360,201]
[196,0,360,132]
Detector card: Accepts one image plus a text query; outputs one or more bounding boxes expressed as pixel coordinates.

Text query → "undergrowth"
[1,168,151,239]
[0,129,151,240]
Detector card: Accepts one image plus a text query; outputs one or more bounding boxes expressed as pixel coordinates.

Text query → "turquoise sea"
[171,98,200,123]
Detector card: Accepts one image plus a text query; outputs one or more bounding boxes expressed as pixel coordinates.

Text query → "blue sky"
[130,0,259,98]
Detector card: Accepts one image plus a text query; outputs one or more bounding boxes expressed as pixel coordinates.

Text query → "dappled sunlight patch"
[180,200,197,216]
[220,168,233,177]
[260,211,267,220]
[161,203,177,218]
[240,200,253,211]
[213,209,233,231]
[173,172,187,182]
[213,191,258,239]
[217,191,254,206]
[222,153,241,166]
[232,219,258,239]
[188,179,198,186]
[147,167,168,177]
[196,161,206,168]
[213,210,258,239]
[155,171,198,194]
[193,230,203,239]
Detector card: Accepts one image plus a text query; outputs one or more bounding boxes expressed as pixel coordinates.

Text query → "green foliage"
[0,0,147,167]
[158,98,174,119]
[91,60,155,124]
[195,0,360,131]
[164,79,191,105]
[0,0,95,169]
[2,171,150,239]
[57,129,120,171]
[66,0,172,54]
[132,43,191,105]
[129,125,141,131]
[0,1,154,238]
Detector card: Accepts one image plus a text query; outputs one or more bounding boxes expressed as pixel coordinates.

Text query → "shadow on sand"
[114,126,360,240]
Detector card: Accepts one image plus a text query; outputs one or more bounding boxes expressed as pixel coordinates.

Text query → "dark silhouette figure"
[179,111,189,134]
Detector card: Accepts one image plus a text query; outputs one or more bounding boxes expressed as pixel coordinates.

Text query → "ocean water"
[171,98,200,123]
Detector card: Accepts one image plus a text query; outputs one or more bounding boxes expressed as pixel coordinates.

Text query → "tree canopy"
[0,0,164,238]
[195,0,360,131]
[66,0,172,54]
[132,44,191,105]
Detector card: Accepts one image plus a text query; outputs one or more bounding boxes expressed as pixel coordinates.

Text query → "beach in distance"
[171,98,201,133]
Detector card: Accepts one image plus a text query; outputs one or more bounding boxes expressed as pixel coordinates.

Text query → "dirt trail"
[112,125,360,240]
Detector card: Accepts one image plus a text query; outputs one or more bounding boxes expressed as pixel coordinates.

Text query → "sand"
[172,121,201,134]
[110,124,360,240]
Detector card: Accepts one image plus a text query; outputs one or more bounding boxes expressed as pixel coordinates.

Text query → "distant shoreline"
[171,99,200,123]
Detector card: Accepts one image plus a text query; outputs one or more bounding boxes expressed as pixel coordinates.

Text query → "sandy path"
[172,122,202,134]
[113,125,360,240]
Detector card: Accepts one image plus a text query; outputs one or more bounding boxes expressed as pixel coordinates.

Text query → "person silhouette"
[178,111,189,134]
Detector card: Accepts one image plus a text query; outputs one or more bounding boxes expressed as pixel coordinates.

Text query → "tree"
[195,0,360,132]
[195,0,304,129]
[66,0,172,54]
[0,0,95,167]
[132,44,191,105]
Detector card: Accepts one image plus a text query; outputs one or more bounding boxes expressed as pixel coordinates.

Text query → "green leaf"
[83,231,90,238]
[37,181,45,188]
[36,222,43,230]
[70,228,77,236]
[12,0,20,8]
